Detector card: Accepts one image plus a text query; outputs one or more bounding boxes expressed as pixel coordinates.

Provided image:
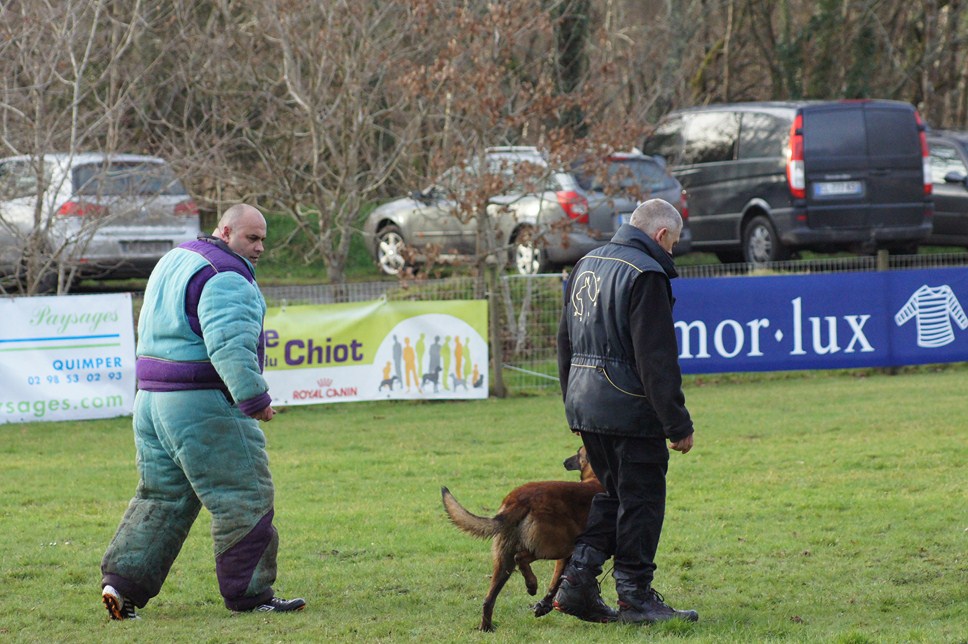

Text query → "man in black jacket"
[553,198,698,625]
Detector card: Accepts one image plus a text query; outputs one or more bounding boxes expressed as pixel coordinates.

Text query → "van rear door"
[863,105,925,228]
[802,102,924,231]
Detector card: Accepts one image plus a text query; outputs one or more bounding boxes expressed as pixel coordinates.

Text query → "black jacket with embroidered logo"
[557,224,693,442]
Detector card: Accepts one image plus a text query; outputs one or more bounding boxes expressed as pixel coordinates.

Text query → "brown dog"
[440,446,603,632]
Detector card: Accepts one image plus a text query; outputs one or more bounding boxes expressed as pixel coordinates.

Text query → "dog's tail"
[440,487,500,539]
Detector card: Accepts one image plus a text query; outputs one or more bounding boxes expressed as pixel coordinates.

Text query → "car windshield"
[434,156,550,196]
[572,158,677,193]
[73,162,187,196]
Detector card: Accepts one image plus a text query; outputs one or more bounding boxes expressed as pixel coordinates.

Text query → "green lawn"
[1,368,966,642]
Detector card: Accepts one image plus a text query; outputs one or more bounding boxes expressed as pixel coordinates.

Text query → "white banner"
[0,293,136,424]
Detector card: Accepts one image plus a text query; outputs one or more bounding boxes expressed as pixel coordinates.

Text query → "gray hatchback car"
[362,146,690,276]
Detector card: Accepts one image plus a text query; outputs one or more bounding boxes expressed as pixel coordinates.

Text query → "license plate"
[813,180,864,198]
[121,241,172,255]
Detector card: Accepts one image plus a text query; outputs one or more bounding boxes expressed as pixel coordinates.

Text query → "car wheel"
[510,227,550,275]
[742,215,789,264]
[375,225,408,276]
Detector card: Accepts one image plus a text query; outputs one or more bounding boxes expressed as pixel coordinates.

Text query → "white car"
[0,153,200,289]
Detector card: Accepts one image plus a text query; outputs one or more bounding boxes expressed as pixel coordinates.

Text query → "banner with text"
[264,299,489,405]
[0,293,136,424]
[669,267,968,373]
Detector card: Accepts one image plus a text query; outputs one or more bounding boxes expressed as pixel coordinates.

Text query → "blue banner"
[673,267,968,374]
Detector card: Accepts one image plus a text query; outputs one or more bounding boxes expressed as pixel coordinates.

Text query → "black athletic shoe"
[102,585,139,620]
[248,596,307,613]
[617,587,698,624]
[552,575,618,623]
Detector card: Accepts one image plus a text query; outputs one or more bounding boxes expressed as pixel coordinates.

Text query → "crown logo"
[317,378,333,387]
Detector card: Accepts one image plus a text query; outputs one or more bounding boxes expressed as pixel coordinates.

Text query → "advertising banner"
[264,298,489,405]
[671,267,968,373]
[0,293,136,424]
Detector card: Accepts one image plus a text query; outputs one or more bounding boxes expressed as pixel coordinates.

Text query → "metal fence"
[261,251,968,392]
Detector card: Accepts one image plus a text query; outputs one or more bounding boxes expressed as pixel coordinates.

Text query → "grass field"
[1,368,966,643]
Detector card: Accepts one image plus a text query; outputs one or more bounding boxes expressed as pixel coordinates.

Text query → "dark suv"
[643,100,933,263]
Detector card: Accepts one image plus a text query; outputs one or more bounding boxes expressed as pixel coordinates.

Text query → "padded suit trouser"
[101,389,279,611]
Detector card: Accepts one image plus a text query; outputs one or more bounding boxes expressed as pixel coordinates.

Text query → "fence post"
[486,260,507,398]
[876,248,889,272]
[875,248,898,374]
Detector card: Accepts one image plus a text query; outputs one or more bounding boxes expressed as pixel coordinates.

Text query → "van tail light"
[679,190,689,221]
[57,201,108,217]
[557,190,589,224]
[915,111,932,196]
[786,114,806,199]
[174,199,199,216]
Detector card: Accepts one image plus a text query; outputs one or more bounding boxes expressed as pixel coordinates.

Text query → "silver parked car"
[0,153,200,289]
[927,129,968,248]
[362,146,690,276]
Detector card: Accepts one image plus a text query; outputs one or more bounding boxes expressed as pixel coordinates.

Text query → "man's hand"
[253,405,276,422]
[670,434,693,454]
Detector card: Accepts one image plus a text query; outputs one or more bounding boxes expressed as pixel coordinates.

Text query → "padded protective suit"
[101,237,279,611]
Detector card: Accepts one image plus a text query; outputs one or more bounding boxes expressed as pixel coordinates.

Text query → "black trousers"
[576,431,669,584]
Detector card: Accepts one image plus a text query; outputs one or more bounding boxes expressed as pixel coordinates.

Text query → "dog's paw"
[533,599,553,617]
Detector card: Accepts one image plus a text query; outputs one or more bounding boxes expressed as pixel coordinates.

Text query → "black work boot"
[552,544,618,623]
[615,573,698,624]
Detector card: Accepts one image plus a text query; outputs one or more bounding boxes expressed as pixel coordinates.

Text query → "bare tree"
[0,0,163,294]
[917,0,968,127]
[7,0,968,297]
[141,1,662,284]
[247,0,440,284]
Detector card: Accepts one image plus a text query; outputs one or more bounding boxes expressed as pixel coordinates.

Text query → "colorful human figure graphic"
[403,337,421,393]
[429,336,441,373]
[425,335,442,387]
[416,333,426,375]
[472,363,482,388]
[463,337,472,380]
[454,336,463,380]
[379,361,398,391]
[392,335,403,382]
[440,336,451,390]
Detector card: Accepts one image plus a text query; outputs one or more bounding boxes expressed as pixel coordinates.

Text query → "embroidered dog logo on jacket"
[571,271,601,320]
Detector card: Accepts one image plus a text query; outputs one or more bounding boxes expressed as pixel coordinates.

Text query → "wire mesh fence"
[260,272,565,393]
[260,252,968,393]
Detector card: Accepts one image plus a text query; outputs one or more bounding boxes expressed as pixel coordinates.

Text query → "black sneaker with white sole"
[102,585,139,620]
[243,596,307,613]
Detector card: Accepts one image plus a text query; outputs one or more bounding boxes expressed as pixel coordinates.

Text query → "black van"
[642,100,933,263]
